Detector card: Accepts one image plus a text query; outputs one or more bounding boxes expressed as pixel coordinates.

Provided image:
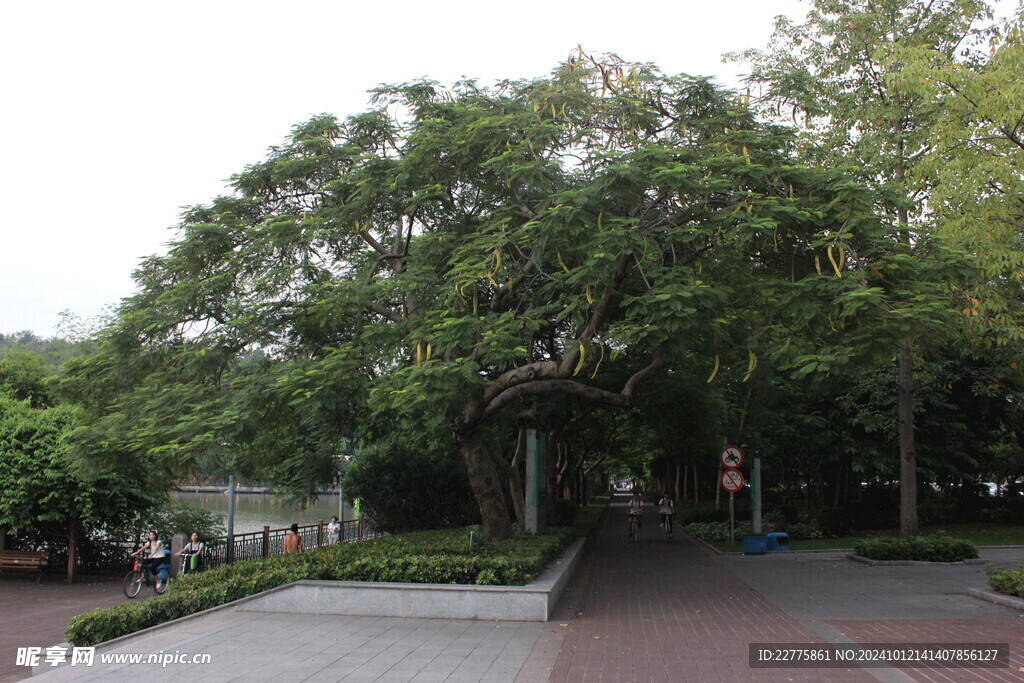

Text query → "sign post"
[525,430,547,533]
[720,465,745,544]
[752,457,762,534]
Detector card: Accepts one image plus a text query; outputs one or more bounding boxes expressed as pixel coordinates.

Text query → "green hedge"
[682,521,752,541]
[986,563,1024,598]
[852,535,978,562]
[66,526,578,647]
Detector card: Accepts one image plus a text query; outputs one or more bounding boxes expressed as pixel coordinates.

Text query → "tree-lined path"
[545,494,1024,682]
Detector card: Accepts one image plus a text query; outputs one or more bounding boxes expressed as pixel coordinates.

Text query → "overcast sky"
[1,0,812,337]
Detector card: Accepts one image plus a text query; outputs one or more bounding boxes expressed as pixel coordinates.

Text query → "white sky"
[1,0,810,337]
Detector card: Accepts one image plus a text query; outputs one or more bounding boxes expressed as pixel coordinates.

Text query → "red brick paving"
[0,576,128,682]
[549,506,871,681]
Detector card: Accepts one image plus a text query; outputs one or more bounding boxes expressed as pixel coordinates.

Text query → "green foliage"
[785,520,826,540]
[0,350,53,407]
[342,437,479,533]
[65,526,578,646]
[852,534,978,562]
[0,395,150,534]
[102,504,225,549]
[986,563,1024,598]
[683,521,752,541]
[906,11,1024,345]
[550,499,578,527]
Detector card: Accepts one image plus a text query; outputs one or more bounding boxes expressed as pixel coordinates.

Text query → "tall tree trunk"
[507,428,528,526]
[455,428,513,539]
[894,144,919,539]
[66,513,78,584]
[899,338,919,537]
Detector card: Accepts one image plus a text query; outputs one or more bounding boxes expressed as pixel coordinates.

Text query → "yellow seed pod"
[573,342,587,376]
[706,353,720,384]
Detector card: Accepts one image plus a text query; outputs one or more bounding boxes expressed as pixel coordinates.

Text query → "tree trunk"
[683,463,689,502]
[693,463,699,503]
[507,428,527,526]
[899,338,919,537]
[66,513,78,584]
[455,428,514,539]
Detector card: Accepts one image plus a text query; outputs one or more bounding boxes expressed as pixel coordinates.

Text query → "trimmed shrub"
[852,535,978,562]
[986,563,1024,598]
[683,521,752,542]
[681,501,742,524]
[785,521,825,540]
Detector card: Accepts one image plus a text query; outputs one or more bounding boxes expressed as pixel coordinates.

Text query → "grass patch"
[704,523,1024,553]
[67,501,608,647]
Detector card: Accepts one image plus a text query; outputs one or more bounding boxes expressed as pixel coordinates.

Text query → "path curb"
[966,587,1024,611]
[845,553,986,566]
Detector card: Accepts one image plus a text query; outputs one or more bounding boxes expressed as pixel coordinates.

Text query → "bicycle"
[123,551,171,598]
[628,514,641,542]
[178,552,202,577]
[661,514,673,541]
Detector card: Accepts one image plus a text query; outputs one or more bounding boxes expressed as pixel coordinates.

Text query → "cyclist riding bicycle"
[130,531,165,578]
[626,491,644,538]
[657,491,674,538]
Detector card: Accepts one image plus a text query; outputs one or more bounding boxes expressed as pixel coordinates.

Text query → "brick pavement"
[0,575,127,682]
[546,498,871,681]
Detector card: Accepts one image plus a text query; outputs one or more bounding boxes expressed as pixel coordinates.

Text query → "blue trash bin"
[743,534,768,555]
[767,532,790,551]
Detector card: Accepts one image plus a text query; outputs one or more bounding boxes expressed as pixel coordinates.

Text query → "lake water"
[172,491,358,535]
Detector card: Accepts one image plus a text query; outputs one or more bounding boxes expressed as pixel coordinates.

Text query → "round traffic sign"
[720,445,744,469]
[720,468,745,492]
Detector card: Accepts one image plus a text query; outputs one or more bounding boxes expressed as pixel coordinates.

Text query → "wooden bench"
[0,550,49,582]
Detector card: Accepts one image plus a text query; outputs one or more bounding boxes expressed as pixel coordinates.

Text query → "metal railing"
[204,518,375,569]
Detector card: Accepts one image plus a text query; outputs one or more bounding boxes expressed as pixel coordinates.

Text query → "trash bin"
[743,534,768,555]
[767,532,790,551]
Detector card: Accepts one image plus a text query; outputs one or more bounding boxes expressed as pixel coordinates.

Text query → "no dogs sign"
[720,468,745,493]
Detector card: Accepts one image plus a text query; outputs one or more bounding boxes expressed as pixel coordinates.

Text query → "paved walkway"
[13,497,1024,681]
[0,575,125,682]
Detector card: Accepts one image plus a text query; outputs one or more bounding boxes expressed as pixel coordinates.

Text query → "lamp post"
[226,474,236,563]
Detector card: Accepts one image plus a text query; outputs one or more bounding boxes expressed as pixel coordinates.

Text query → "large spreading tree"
[68,54,890,538]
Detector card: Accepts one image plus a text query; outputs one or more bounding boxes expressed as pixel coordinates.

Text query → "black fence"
[203,518,376,569]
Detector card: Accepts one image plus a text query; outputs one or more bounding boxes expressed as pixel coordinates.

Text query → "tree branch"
[481,379,629,420]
